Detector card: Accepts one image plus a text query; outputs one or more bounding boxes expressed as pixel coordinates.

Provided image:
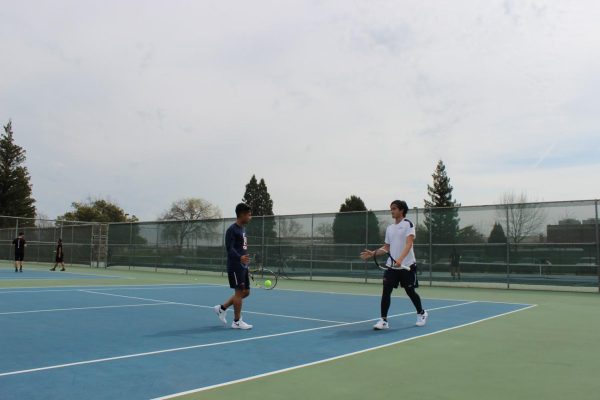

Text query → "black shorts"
[55,256,64,263]
[228,268,250,290]
[15,252,24,262]
[383,264,418,289]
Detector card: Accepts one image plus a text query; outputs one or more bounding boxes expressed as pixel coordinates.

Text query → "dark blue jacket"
[225,223,248,271]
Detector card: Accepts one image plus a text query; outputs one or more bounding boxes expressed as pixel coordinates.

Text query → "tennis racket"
[249,267,278,290]
[373,251,412,271]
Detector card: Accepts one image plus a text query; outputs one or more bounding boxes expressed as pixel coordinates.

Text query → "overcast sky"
[1,0,599,220]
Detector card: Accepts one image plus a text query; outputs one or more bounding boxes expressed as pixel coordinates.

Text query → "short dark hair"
[390,200,409,216]
[235,203,251,218]
[18,232,24,236]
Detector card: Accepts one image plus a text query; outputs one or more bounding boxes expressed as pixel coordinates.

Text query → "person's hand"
[240,255,250,265]
[360,249,374,260]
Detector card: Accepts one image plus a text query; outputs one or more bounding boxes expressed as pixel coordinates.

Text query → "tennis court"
[0,265,599,400]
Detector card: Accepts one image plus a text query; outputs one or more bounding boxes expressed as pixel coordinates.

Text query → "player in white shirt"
[361,200,428,330]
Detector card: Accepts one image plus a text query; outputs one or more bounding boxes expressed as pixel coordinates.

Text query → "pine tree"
[486,222,507,260]
[332,195,381,245]
[242,175,276,241]
[423,160,460,244]
[488,222,507,243]
[242,175,274,216]
[0,120,36,225]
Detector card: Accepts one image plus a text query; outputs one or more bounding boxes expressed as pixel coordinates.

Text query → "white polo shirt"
[384,218,416,267]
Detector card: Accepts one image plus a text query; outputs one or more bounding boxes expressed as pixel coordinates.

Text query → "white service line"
[0,302,170,316]
[79,289,348,324]
[152,304,538,400]
[0,301,477,378]
[0,284,218,295]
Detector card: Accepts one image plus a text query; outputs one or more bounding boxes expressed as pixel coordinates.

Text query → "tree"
[242,175,274,216]
[456,225,485,244]
[279,218,304,238]
[315,222,333,239]
[35,212,55,228]
[498,192,546,245]
[58,198,137,223]
[0,120,36,225]
[242,175,276,241]
[488,222,507,243]
[486,222,507,260]
[159,198,222,251]
[332,195,381,245]
[423,160,460,244]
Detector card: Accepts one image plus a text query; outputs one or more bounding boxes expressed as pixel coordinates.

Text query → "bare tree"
[35,212,55,228]
[159,198,222,250]
[498,192,547,244]
[315,222,333,239]
[279,218,304,238]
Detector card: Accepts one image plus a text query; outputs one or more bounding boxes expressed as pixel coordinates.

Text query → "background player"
[214,203,253,330]
[50,238,66,271]
[13,232,26,273]
[360,200,428,330]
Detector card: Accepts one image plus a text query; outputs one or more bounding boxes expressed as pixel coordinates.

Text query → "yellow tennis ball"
[264,280,272,288]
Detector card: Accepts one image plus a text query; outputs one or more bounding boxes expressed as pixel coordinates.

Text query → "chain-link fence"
[0,217,104,267]
[105,199,600,291]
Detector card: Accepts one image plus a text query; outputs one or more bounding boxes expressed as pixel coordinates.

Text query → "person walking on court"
[450,247,461,280]
[361,200,428,330]
[13,232,26,273]
[50,238,66,271]
[214,203,253,330]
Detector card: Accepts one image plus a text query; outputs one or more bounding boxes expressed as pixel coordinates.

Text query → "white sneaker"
[373,318,389,330]
[214,305,227,325]
[416,311,428,327]
[232,319,253,330]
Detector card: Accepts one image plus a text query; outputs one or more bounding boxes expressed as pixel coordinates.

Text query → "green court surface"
[1,264,599,400]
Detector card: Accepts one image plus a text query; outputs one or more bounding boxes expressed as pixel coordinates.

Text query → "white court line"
[88,283,534,307]
[0,300,477,378]
[0,283,535,307]
[152,304,538,400]
[0,284,218,295]
[0,302,170,316]
[79,289,348,324]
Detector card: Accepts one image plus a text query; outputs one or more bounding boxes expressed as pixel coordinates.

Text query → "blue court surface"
[0,284,533,400]
[0,268,122,280]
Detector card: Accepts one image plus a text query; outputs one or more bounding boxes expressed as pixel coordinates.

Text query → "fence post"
[365,210,369,284]
[89,225,94,268]
[36,221,40,263]
[595,199,599,293]
[70,225,74,266]
[128,222,133,270]
[221,219,226,276]
[506,205,511,289]
[428,208,433,287]
[155,224,159,272]
[310,214,314,281]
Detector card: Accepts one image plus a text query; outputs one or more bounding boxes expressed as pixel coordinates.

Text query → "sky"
[1,0,599,220]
